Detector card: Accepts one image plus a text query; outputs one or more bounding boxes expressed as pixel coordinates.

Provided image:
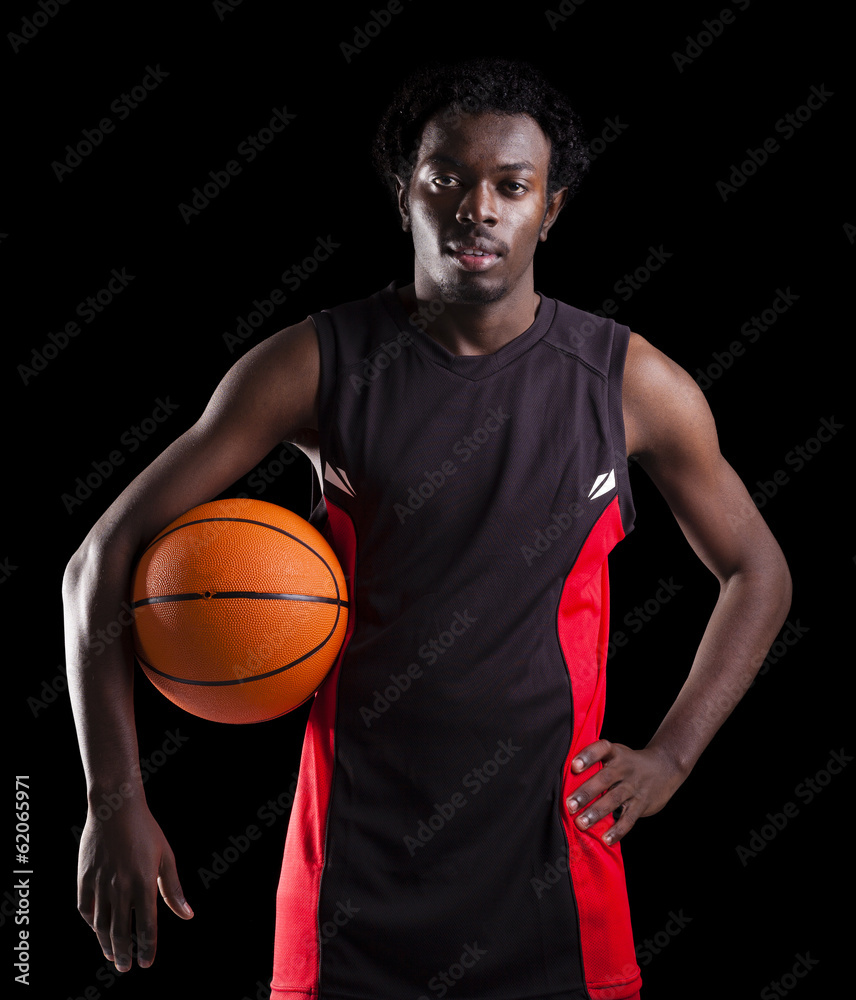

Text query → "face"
[396,109,566,306]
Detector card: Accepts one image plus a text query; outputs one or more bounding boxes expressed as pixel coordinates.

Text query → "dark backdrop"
[5,2,852,997]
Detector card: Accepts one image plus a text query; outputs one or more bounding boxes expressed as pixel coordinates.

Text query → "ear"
[538,186,568,242]
[394,175,411,232]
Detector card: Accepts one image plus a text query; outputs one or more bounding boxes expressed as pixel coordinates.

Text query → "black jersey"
[270,282,641,1000]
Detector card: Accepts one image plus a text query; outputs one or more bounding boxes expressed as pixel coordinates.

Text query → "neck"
[397,279,541,357]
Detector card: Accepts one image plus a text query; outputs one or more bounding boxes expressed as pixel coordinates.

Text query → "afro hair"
[372,58,591,203]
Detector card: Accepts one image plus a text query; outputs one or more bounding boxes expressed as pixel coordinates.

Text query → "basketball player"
[64,59,791,999]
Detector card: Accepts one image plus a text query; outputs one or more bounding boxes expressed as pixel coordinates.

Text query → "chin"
[438,276,509,306]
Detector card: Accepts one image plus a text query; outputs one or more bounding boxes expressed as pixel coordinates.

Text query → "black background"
[4,1,853,997]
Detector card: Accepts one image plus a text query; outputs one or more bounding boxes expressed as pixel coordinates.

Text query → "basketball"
[131,498,349,725]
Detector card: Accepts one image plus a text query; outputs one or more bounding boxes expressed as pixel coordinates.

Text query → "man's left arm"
[566,332,792,845]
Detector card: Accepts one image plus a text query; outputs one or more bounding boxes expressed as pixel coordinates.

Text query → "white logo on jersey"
[588,469,615,500]
[324,462,356,497]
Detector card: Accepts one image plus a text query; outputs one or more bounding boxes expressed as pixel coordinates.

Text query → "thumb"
[157,859,194,920]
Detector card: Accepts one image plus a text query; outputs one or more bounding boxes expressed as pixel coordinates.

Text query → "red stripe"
[556,496,642,1000]
[270,499,357,998]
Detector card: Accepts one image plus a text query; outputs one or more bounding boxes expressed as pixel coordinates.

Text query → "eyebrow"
[425,154,538,173]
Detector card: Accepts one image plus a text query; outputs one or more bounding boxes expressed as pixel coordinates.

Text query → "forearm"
[63,533,147,802]
[645,547,792,780]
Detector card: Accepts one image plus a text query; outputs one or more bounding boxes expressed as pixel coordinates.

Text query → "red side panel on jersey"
[557,496,642,1000]
[270,498,356,998]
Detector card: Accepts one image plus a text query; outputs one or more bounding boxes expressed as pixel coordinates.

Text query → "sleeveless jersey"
[270,282,642,1000]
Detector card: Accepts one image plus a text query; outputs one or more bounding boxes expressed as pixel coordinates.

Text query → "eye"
[432,175,458,188]
[505,181,527,193]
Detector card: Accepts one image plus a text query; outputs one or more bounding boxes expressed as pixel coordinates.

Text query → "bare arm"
[565,332,792,843]
[63,318,319,970]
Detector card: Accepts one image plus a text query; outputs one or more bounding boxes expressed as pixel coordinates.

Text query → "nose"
[455,182,497,227]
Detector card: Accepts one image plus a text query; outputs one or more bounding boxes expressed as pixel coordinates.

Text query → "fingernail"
[567,798,579,811]
[578,814,589,828]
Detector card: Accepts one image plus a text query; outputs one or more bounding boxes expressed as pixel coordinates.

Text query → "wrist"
[86,777,146,813]
[643,739,694,787]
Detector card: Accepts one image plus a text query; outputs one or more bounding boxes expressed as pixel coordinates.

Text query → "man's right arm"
[62,318,320,972]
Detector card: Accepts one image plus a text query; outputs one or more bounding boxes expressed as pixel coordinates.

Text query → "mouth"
[447,242,502,272]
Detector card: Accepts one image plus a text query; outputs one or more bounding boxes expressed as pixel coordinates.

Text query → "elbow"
[726,535,793,630]
[759,527,792,625]
[776,549,793,624]
[63,535,102,597]
[62,545,87,602]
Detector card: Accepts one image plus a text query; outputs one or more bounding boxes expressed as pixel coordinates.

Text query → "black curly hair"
[372,58,591,204]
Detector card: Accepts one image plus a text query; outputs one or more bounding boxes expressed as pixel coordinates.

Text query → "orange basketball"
[131,498,349,724]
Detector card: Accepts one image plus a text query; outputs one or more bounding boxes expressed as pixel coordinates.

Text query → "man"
[64,59,791,1000]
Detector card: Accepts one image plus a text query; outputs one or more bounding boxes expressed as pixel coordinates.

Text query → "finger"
[91,895,115,963]
[566,768,614,812]
[77,885,95,930]
[132,883,158,968]
[574,786,628,831]
[108,891,134,973]
[602,803,637,846]
[571,739,614,774]
[157,865,194,920]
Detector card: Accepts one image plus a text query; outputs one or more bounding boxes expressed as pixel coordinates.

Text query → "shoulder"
[541,297,624,377]
[622,331,720,464]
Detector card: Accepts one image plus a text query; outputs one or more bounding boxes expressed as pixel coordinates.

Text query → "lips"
[447,241,502,272]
